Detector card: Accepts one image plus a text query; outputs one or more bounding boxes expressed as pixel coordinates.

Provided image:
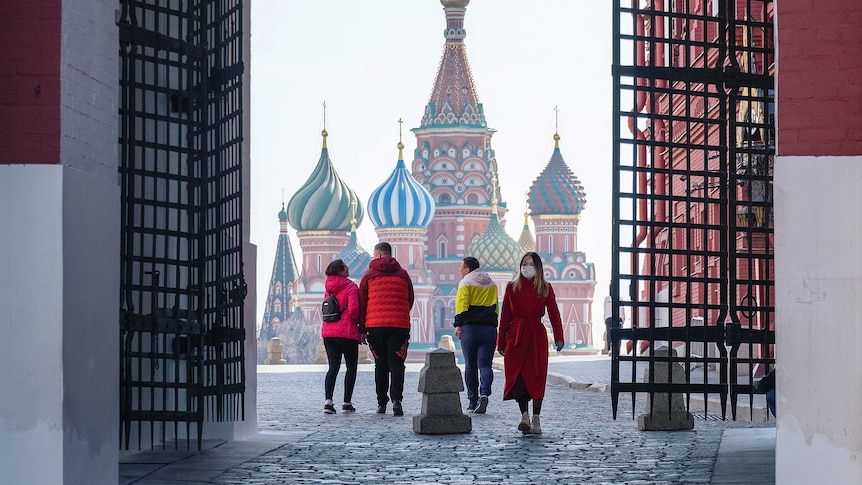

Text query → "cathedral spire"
[419,0,485,128]
[397,117,405,160]
[321,100,328,149]
[554,105,561,149]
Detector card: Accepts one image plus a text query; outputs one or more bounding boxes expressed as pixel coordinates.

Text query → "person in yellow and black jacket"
[454,256,498,414]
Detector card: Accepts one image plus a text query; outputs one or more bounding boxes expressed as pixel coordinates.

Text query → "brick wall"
[777,0,862,156]
[0,0,61,164]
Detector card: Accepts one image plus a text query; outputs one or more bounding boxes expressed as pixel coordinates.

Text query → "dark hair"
[462,256,480,272]
[374,242,392,256]
[325,259,347,276]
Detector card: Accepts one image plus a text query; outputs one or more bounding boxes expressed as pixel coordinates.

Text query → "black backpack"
[321,291,342,322]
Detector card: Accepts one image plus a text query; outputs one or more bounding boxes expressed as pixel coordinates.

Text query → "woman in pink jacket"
[322,259,363,414]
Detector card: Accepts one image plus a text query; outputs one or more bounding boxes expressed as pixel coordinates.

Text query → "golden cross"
[554,105,559,134]
[398,117,403,144]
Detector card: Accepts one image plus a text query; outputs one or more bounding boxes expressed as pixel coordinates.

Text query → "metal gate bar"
[119,0,245,450]
[611,0,774,421]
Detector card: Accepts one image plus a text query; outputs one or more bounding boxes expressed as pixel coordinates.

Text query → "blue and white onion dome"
[287,129,364,232]
[368,142,436,228]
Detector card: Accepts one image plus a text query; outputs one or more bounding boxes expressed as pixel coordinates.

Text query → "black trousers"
[366,327,410,405]
[323,337,359,402]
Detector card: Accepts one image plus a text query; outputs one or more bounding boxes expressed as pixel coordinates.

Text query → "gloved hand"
[555,341,565,352]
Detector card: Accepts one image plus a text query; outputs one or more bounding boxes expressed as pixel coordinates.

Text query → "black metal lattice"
[118,0,245,450]
[611,0,774,421]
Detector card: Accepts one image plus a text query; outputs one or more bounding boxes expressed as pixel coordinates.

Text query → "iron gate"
[610,0,774,420]
[118,0,246,449]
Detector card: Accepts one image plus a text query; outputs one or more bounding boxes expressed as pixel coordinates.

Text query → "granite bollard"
[413,349,471,434]
[437,334,456,352]
[264,337,286,365]
[638,348,695,430]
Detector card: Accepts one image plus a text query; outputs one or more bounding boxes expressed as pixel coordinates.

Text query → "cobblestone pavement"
[213,366,771,484]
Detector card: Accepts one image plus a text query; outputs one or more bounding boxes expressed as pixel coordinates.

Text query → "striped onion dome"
[368,142,436,229]
[467,210,521,273]
[335,229,372,278]
[287,129,364,231]
[528,133,587,216]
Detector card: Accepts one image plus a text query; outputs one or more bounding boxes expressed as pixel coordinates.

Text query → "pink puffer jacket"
[321,275,361,342]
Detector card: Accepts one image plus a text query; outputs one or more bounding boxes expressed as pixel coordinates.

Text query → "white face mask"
[520,265,537,279]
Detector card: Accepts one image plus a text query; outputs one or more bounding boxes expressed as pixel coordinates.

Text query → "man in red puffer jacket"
[359,242,414,416]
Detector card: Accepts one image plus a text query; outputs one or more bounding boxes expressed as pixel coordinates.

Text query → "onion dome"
[335,206,372,278]
[419,0,485,128]
[528,133,587,216]
[287,128,364,232]
[368,140,436,229]
[467,210,521,273]
[467,173,521,272]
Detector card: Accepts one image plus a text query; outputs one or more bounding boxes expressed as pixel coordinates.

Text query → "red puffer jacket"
[359,257,414,330]
[321,275,361,341]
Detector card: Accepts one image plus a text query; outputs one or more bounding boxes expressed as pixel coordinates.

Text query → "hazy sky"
[250,0,614,329]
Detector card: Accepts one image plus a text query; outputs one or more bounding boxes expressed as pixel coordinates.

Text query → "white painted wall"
[774,155,862,484]
[0,1,120,482]
[0,166,65,484]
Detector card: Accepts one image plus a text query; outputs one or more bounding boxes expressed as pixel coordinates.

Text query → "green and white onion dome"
[467,212,522,273]
[287,130,364,232]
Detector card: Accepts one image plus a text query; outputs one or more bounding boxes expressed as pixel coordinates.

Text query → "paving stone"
[209,369,772,484]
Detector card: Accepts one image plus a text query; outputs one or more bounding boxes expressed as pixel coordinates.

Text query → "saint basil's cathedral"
[260,0,596,352]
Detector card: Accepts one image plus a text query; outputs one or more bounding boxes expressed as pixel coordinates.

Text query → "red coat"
[321,275,361,341]
[497,277,564,400]
[358,257,414,330]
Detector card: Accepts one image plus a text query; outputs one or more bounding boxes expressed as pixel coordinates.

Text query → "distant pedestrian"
[497,252,564,435]
[454,256,498,413]
[754,368,777,418]
[321,259,364,414]
[359,242,414,416]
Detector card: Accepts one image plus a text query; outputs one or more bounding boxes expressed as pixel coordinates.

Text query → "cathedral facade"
[262,0,596,348]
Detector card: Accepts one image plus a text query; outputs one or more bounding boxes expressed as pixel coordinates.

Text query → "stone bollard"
[437,334,456,352]
[358,343,372,364]
[637,348,694,430]
[413,348,471,434]
[264,337,286,365]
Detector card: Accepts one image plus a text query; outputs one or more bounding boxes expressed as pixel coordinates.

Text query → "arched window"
[440,194,451,204]
[439,241,447,259]
[317,255,322,273]
[466,193,478,204]
[273,299,282,314]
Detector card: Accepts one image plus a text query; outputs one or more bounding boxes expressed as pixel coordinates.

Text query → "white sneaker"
[518,411,531,434]
[530,414,542,435]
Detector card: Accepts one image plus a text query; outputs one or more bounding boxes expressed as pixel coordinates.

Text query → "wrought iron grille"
[118,0,246,450]
[611,0,774,421]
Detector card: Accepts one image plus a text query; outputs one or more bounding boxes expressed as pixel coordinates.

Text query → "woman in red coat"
[497,252,564,435]
[321,259,363,414]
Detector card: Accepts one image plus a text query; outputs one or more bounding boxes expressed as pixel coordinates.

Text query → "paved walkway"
[120,355,775,484]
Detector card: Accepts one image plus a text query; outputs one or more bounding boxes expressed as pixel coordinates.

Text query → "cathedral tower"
[368,129,437,343]
[528,128,596,347]
[411,0,506,334]
[287,125,363,321]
